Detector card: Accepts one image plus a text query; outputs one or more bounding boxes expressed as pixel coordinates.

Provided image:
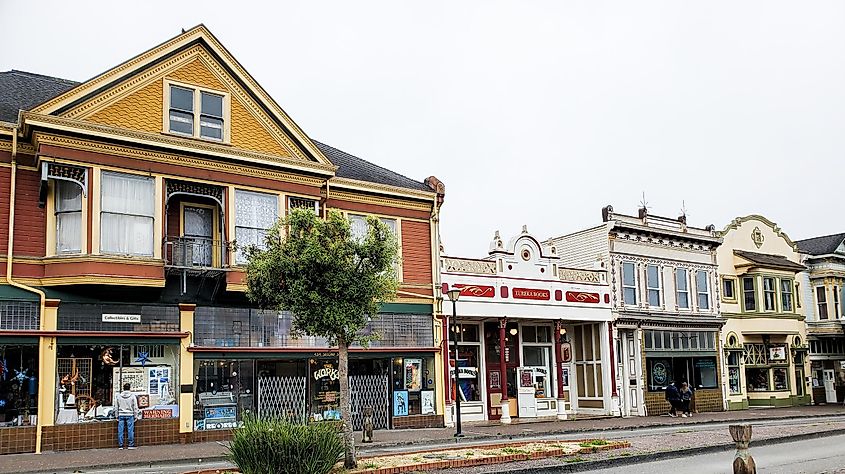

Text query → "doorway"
[183,204,215,266]
[823,369,837,403]
[619,329,641,416]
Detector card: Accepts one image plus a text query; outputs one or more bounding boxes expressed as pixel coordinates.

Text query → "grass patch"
[564,456,587,463]
[501,447,529,455]
[578,439,609,448]
[362,462,379,470]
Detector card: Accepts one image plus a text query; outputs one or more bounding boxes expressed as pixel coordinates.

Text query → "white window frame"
[646,264,661,307]
[347,213,401,279]
[55,180,83,254]
[817,286,828,320]
[622,261,637,306]
[163,79,231,143]
[675,268,689,309]
[835,286,841,319]
[234,189,279,265]
[780,279,793,313]
[99,171,155,257]
[696,270,710,310]
[762,277,777,312]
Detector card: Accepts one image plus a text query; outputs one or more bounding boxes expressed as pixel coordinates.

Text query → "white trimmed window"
[622,262,637,305]
[55,181,82,254]
[835,286,841,319]
[763,277,776,311]
[100,172,155,256]
[675,268,689,309]
[817,287,828,320]
[167,83,227,141]
[646,264,661,307]
[780,279,793,312]
[235,190,278,264]
[696,270,710,310]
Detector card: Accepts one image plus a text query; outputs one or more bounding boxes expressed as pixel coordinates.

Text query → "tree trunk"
[338,336,357,469]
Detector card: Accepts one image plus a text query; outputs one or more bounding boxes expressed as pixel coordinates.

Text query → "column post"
[36,298,60,454]
[554,320,567,420]
[498,317,511,424]
[178,303,196,437]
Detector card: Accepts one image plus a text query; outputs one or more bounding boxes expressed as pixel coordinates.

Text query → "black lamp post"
[446,288,463,438]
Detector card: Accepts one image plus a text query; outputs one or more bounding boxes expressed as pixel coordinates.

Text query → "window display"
[454,346,481,402]
[0,345,39,427]
[194,359,254,430]
[56,344,179,425]
[772,368,789,391]
[746,367,770,392]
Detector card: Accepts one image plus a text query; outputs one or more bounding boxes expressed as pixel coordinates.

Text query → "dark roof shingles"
[0,70,430,193]
[795,233,845,256]
[0,70,78,123]
[733,250,806,272]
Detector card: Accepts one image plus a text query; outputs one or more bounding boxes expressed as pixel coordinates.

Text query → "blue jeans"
[117,415,136,447]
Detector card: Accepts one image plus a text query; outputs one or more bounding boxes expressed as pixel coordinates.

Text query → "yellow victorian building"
[717,216,811,410]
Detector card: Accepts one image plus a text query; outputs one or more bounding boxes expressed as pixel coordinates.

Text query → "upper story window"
[675,268,689,309]
[743,276,756,312]
[235,190,278,265]
[167,83,227,141]
[762,277,777,311]
[622,262,637,306]
[100,171,155,256]
[696,270,710,310]
[817,286,828,320]
[55,181,82,254]
[349,214,397,242]
[646,265,661,307]
[287,196,319,214]
[835,286,841,319]
[780,279,793,312]
[723,278,736,301]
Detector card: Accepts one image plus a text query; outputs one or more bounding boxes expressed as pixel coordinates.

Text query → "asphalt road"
[583,433,845,474]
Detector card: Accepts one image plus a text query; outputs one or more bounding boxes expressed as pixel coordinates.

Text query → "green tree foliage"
[245,208,399,468]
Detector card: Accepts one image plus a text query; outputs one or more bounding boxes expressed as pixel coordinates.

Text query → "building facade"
[716,216,811,410]
[796,233,845,404]
[0,26,445,454]
[440,227,614,424]
[547,206,725,417]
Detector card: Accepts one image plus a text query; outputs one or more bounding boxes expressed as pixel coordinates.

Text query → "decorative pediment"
[29,25,333,169]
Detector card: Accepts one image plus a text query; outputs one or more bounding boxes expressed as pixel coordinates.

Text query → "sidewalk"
[3,404,843,474]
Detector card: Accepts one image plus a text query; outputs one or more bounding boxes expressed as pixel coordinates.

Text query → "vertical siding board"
[401,220,432,284]
[12,169,45,256]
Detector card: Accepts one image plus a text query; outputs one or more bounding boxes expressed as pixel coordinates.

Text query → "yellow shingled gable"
[81,51,293,158]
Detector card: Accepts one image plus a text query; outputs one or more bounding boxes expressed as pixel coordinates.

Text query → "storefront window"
[727,351,742,394]
[772,368,789,391]
[574,324,603,399]
[195,359,253,430]
[310,359,340,421]
[0,345,39,427]
[56,344,180,425]
[391,357,436,416]
[746,367,770,392]
[455,346,482,402]
[646,357,718,391]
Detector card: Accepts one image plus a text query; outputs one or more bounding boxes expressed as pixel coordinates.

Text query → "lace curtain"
[235,190,278,264]
[55,180,82,253]
[100,172,155,256]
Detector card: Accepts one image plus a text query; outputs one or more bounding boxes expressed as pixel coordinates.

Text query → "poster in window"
[772,368,788,390]
[489,370,501,390]
[421,390,435,415]
[393,390,409,417]
[768,345,787,362]
[650,359,670,388]
[404,358,423,391]
[561,367,570,387]
[519,368,533,388]
[728,367,741,394]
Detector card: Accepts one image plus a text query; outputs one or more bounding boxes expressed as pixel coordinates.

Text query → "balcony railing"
[164,236,231,270]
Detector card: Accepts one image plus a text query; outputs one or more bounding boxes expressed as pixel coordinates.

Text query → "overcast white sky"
[2,1,843,257]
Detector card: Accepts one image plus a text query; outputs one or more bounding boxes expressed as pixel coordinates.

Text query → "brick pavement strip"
[1,405,843,474]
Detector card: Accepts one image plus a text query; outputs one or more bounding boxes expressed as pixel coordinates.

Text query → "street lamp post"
[446,288,463,438]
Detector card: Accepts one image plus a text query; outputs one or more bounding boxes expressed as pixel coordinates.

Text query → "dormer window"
[166,82,228,142]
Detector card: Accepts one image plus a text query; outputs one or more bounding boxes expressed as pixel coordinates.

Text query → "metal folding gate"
[257,376,307,421]
[350,374,390,430]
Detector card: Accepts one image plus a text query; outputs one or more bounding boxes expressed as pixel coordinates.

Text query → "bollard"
[362,406,374,443]
[729,424,756,474]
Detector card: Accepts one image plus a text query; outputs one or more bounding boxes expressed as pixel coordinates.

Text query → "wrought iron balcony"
[164,236,231,271]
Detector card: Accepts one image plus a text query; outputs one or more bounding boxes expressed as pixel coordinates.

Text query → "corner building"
[0,26,445,454]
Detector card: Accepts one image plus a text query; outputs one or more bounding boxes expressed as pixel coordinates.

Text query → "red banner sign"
[142,408,173,419]
[512,288,551,300]
[565,291,600,304]
[454,284,495,298]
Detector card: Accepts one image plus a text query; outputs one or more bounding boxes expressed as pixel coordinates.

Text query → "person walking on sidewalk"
[665,380,681,417]
[115,383,140,449]
[679,382,694,417]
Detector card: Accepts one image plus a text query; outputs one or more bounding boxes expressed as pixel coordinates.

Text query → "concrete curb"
[496,427,845,473]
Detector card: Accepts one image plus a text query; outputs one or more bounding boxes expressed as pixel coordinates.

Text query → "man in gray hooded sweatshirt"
[114,383,140,449]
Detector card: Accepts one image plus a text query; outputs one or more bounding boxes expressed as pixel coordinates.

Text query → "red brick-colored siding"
[41,418,179,452]
[0,426,36,455]
[12,168,46,257]
[392,414,443,429]
[0,165,10,254]
[401,220,432,285]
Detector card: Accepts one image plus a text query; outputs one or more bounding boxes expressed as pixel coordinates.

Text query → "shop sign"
[102,313,141,323]
[205,406,236,420]
[454,284,495,298]
[519,368,533,388]
[513,288,551,300]
[768,346,787,361]
[650,359,670,387]
[142,408,173,419]
[561,342,572,363]
[489,370,501,390]
[840,361,845,369]
[313,366,339,381]
[561,366,570,387]
[565,291,600,304]
[449,366,478,379]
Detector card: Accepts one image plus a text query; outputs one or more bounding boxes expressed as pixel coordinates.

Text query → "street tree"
[244,208,399,468]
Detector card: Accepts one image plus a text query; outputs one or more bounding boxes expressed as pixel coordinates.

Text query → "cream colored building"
[717,215,811,409]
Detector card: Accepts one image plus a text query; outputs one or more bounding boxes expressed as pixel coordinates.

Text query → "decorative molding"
[557,267,605,284]
[330,189,433,212]
[330,177,436,203]
[441,257,496,275]
[612,230,714,253]
[16,276,166,287]
[719,214,799,252]
[0,140,37,155]
[34,134,326,187]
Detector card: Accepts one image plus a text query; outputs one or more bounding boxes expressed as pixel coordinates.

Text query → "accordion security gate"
[256,374,390,430]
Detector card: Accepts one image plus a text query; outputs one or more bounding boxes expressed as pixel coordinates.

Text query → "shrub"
[228,416,345,474]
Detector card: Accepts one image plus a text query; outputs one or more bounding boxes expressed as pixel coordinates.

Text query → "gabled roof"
[0,70,77,123]
[313,141,429,192]
[733,250,806,272]
[795,233,845,256]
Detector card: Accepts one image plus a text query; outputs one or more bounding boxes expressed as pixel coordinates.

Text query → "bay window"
[743,277,757,312]
[235,190,278,264]
[56,181,82,254]
[763,277,776,311]
[781,279,793,312]
[100,172,154,256]
[817,287,828,320]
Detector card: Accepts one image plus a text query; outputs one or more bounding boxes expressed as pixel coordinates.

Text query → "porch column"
[35,298,60,454]
[440,313,454,427]
[178,303,196,437]
[554,320,567,420]
[498,318,511,424]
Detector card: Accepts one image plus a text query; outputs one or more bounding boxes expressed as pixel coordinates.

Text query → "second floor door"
[184,205,214,266]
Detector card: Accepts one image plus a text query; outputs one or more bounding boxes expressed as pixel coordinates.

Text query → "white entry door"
[823,369,837,403]
[619,330,642,416]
